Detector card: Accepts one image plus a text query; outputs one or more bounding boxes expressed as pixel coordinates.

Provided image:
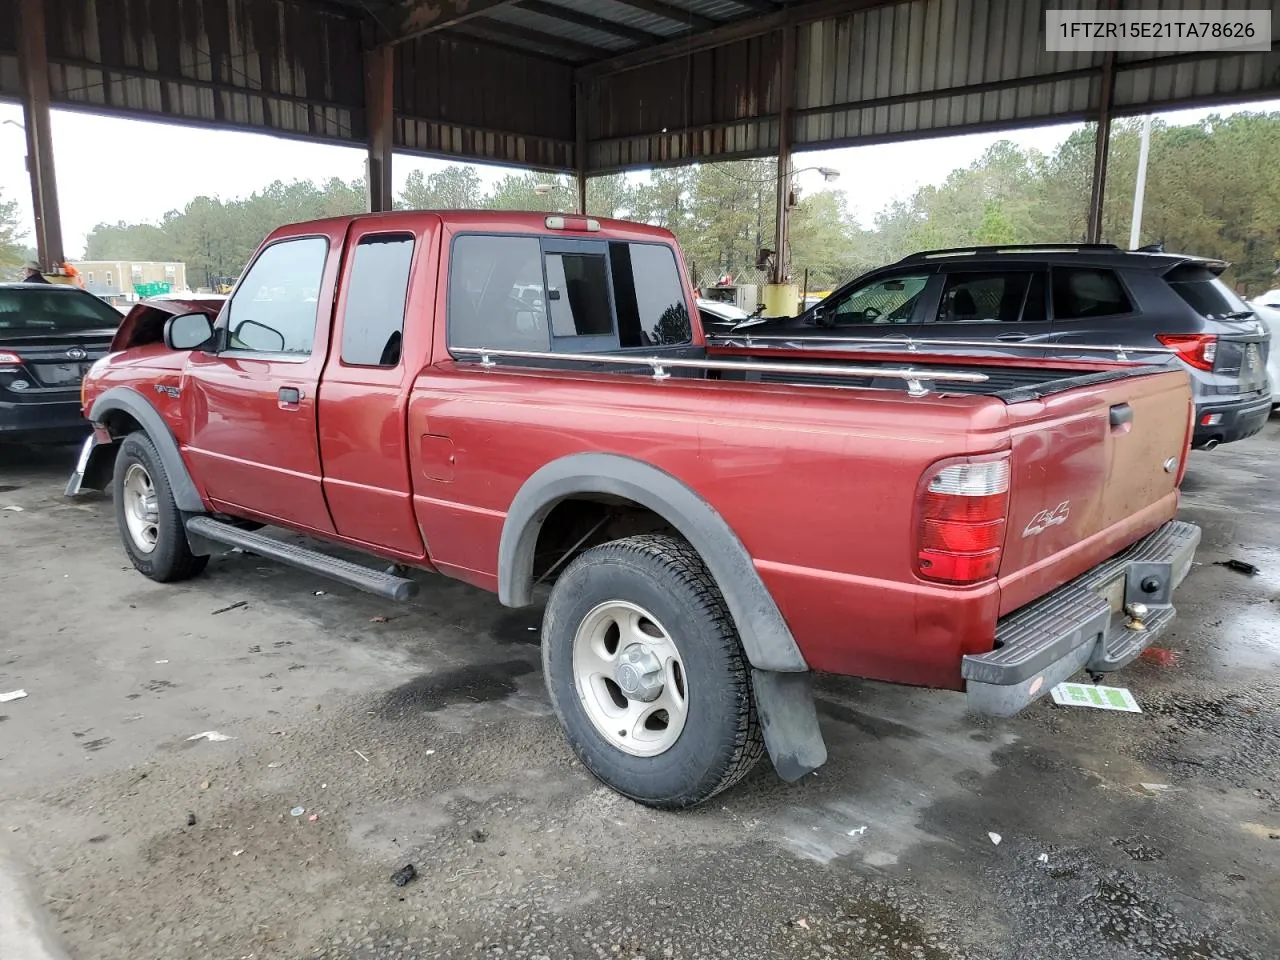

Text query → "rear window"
[1165,265,1252,320]
[0,288,122,331]
[610,242,691,347]
[1051,268,1133,320]
[936,272,1047,324]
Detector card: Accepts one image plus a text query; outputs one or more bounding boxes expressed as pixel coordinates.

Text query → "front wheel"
[112,432,208,583]
[542,534,763,808]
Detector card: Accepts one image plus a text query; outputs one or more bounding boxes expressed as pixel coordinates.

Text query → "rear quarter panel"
[407,364,1011,689]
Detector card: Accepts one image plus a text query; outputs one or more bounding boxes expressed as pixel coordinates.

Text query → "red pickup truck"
[68,211,1200,808]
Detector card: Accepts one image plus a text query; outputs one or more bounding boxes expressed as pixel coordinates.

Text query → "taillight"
[1157,333,1217,371]
[917,458,1010,585]
[0,350,22,368]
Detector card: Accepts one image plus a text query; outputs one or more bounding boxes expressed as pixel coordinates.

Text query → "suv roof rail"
[897,243,1121,263]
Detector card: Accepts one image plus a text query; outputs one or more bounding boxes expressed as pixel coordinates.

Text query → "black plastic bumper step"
[185,516,418,602]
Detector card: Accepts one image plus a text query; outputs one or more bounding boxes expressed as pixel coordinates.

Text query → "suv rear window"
[1051,268,1133,320]
[1165,264,1252,320]
[0,288,122,331]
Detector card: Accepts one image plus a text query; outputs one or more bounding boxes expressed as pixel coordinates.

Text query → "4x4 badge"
[1023,501,1070,538]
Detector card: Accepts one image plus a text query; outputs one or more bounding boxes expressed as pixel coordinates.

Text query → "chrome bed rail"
[449,346,989,398]
[707,333,1175,363]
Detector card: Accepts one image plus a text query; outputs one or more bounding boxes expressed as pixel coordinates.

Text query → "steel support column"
[365,44,395,213]
[575,82,588,215]
[16,0,63,269]
[770,24,797,285]
[1086,49,1117,243]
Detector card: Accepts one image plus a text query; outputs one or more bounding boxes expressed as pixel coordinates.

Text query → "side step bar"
[185,516,419,602]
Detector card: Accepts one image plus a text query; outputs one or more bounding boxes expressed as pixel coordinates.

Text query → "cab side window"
[829,274,929,326]
[448,235,548,351]
[1052,268,1133,320]
[225,237,328,355]
[340,233,415,367]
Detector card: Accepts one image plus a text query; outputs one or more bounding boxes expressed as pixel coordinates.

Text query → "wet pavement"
[0,424,1277,960]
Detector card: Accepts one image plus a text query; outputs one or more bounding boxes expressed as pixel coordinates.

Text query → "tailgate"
[997,368,1191,615]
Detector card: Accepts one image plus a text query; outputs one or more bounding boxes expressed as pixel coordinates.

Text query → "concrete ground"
[0,427,1277,960]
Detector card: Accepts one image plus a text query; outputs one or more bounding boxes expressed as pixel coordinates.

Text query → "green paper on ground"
[1050,682,1142,713]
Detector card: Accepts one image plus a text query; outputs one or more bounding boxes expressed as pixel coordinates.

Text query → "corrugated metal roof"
[485,5,635,53]
[549,0,692,38]
[3,0,1277,177]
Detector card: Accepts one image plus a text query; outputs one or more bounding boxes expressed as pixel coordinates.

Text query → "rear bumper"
[1192,394,1271,448]
[0,396,90,443]
[963,520,1200,717]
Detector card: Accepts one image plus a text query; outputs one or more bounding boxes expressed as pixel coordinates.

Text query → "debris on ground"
[370,615,389,623]
[0,689,28,703]
[847,825,868,837]
[390,864,417,887]
[1050,682,1142,712]
[186,731,235,742]
[424,749,436,756]
[308,814,319,822]
[1037,853,1049,863]
[290,807,305,817]
[792,918,811,931]
[354,749,371,763]
[233,849,244,856]
[988,832,1002,846]
[313,590,326,596]
[210,600,248,616]
[186,812,197,826]
[1216,559,1259,576]
[1139,647,1179,667]
[199,780,211,790]
[154,659,169,664]
[470,829,488,843]
[1141,783,1170,793]
[3,504,24,512]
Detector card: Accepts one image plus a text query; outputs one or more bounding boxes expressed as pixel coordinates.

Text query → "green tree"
[0,188,26,276]
[399,166,484,209]
[487,172,571,211]
[84,222,174,260]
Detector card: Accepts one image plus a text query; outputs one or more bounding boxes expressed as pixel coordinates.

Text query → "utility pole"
[1128,114,1153,250]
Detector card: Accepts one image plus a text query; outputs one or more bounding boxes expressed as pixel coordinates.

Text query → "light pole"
[1129,115,1153,250]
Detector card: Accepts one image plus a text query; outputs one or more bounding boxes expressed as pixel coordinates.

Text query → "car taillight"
[917,458,1010,585]
[0,350,22,368]
[1157,333,1217,371]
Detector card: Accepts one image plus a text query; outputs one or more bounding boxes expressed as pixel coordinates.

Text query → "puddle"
[380,659,537,716]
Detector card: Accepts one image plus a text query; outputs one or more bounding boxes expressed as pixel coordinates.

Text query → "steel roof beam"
[514,0,661,45]
[578,0,899,78]
[382,0,521,44]
[463,18,616,60]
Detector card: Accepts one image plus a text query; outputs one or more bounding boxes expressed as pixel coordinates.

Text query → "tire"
[542,533,763,809]
[112,431,208,583]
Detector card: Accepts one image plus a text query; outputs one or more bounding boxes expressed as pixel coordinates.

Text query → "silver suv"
[747,244,1271,449]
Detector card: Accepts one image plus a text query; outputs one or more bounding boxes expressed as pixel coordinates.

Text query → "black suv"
[0,283,122,443]
[736,244,1270,449]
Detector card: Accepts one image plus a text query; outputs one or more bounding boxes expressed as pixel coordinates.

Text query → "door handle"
[997,333,1029,342]
[278,386,301,408]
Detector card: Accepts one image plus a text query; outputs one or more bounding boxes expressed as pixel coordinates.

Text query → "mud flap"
[751,669,828,782]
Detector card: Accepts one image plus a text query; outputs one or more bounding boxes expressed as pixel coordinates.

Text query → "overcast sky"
[1,98,1276,258]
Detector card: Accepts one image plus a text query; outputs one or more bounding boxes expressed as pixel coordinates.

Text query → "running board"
[185,516,418,602]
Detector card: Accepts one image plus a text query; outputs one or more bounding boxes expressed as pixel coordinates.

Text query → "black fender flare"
[89,386,206,514]
[499,453,807,674]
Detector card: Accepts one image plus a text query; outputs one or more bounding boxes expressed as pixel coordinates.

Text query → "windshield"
[0,288,122,332]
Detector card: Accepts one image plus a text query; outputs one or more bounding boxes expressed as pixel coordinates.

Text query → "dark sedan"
[0,283,122,443]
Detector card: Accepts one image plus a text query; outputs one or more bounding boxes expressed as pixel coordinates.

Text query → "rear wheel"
[112,432,208,582]
[542,534,763,808]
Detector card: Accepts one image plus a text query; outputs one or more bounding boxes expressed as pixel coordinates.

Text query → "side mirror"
[164,312,215,351]
[232,319,286,353]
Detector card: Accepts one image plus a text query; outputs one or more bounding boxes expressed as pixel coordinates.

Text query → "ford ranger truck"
[67,211,1200,809]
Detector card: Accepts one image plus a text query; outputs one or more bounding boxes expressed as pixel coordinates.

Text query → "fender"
[86,386,206,514]
[499,453,826,781]
[500,453,807,673]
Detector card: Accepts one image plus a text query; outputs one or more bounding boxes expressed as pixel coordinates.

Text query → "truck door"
[316,217,433,558]
[183,231,338,533]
